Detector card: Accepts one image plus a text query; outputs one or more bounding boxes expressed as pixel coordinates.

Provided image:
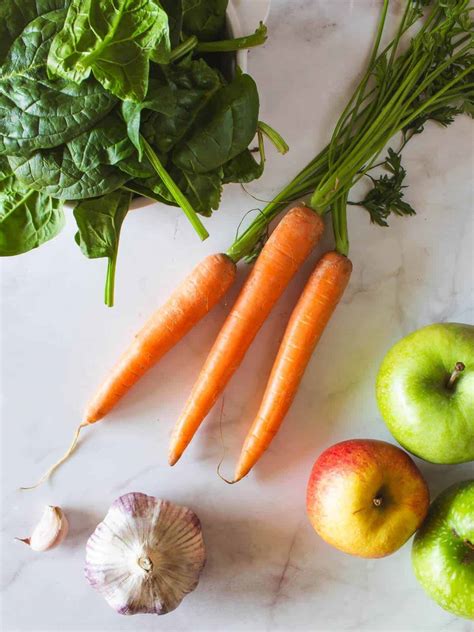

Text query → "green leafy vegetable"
[182,0,227,41]
[350,148,416,227]
[227,0,474,263]
[177,169,223,215]
[173,73,259,173]
[8,112,133,199]
[118,155,156,180]
[140,60,222,154]
[48,0,171,102]
[196,22,268,53]
[142,137,209,239]
[148,166,224,215]
[222,150,263,184]
[0,0,68,62]
[121,79,177,158]
[0,8,116,157]
[0,0,273,304]
[0,160,65,256]
[74,190,132,306]
[123,181,173,206]
[257,121,289,156]
[160,0,183,47]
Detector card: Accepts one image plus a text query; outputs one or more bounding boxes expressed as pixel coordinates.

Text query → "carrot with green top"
[234,250,352,482]
[169,206,325,466]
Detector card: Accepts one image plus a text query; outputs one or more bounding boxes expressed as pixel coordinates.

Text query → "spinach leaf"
[160,0,183,47]
[10,155,128,201]
[123,180,172,205]
[175,168,223,216]
[145,166,223,215]
[74,190,132,306]
[0,9,116,157]
[222,149,263,183]
[0,163,65,256]
[48,0,171,103]
[0,157,12,186]
[182,0,228,41]
[0,0,68,63]
[9,112,133,200]
[172,73,259,174]
[121,78,177,157]
[118,155,156,180]
[140,59,222,154]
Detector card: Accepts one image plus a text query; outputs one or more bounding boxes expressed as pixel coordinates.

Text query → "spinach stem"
[141,137,209,241]
[258,121,289,155]
[105,254,117,308]
[170,36,198,62]
[171,24,267,62]
[196,24,267,53]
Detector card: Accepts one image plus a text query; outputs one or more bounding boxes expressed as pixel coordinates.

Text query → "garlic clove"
[85,492,206,616]
[17,506,69,552]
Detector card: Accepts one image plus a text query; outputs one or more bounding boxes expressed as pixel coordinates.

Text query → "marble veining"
[1,1,473,631]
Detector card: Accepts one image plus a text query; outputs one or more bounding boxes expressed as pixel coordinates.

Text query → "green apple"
[412,480,474,619]
[376,323,474,463]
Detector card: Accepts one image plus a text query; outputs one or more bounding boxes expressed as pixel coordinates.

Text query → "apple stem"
[373,495,383,507]
[446,362,465,390]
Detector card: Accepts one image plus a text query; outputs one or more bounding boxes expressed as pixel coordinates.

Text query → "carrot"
[24,253,236,488]
[169,206,325,466]
[86,253,236,424]
[233,251,352,482]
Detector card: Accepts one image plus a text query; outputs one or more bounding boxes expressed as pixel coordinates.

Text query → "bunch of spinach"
[0,0,278,306]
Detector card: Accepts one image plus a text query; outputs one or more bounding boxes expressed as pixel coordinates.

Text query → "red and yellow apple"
[306,439,430,558]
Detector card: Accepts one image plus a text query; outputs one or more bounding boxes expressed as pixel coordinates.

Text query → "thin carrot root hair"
[216,461,237,485]
[215,397,237,485]
[20,422,88,490]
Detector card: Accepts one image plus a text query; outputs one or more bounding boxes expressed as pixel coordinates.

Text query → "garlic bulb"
[85,493,206,615]
[17,506,69,552]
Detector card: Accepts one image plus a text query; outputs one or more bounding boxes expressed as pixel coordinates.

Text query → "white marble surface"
[1,1,473,631]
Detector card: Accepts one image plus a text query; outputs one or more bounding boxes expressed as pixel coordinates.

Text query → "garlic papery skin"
[85,493,206,616]
[17,506,69,552]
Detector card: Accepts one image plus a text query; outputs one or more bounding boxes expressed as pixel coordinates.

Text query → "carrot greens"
[227,0,473,263]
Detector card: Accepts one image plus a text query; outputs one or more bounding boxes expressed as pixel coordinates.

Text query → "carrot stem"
[332,192,350,257]
[227,0,471,262]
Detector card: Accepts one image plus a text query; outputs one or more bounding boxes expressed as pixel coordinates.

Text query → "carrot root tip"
[216,460,239,485]
[20,422,88,491]
[168,452,180,467]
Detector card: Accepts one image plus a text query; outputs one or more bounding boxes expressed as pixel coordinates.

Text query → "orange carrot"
[234,251,352,482]
[24,253,236,488]
[86,253,236,424]
[169,206,325,466]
